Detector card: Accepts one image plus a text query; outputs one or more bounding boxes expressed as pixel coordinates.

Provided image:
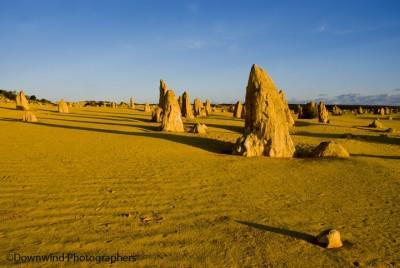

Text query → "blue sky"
[0,0,399,103]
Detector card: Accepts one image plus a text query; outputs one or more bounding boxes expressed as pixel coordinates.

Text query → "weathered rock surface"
[159,80,168,108]
[318,101,329,123]
[191,123,207,134]
[369,119,383,128]
[279,90,294,127]
[332,105,343,116]
[232,64,295,157]
[233,101,243,118]
[22,111,38,122]
[152,106,163,122]
[144,103,151,112]
[300,101,318,119]
[317,229,343,249]
[205,99,212,115]
[16,90,30,110]
[312,141,349,158]
[160,90,184,132]
[181,91,194,119]
[193,98,206,117]
[58,99,69,113]
[130,97,135,109]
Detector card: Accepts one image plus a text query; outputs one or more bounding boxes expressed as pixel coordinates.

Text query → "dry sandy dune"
[0,102,399,267]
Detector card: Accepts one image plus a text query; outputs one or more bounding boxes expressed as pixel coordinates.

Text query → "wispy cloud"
[315,24,385,35]
[183,39,207,49]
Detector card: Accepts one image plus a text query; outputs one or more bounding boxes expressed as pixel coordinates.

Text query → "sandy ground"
[0,103,399,267]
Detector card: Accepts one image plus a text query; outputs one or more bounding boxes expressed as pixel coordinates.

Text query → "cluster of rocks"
[10,65,364,161]
[149,79,217,133]
[375,107,391,115]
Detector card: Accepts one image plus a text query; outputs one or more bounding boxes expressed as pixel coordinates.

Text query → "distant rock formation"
[129,97,135,109]
[296,105,303,119]
[160,90,184,132]
[144,103,151,112]
[299,101,318,119]
[318,101,329,123]
[233,101,243,118]
[15,90,29,110]
[279,90,294,127]
[181,91,194,119]
[332,105,343,116]
[358,106,364,114]
[58,99,69,113]
[159,80,168,108]
[312,141,349,158]
[204,99,212,115]
[193,98,206,117]
[232,64,295,157]
[22,111,38,122]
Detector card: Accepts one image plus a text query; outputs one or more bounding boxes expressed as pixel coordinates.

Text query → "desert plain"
[0,99,399,267]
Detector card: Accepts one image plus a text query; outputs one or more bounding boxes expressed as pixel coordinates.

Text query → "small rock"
[191,123,207,134]
[312,141,350,158]
[317,229,343,249]
[369,119,383,128]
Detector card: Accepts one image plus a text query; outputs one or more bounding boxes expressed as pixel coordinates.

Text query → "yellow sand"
[0,103,399,267]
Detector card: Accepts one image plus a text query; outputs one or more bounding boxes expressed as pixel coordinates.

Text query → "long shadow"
[205,123,243,133]
[206,114,243,122]
[42,112,145,123]
[355,126,387,133]
[0,106,18,111]
[74,113,151,122]
[294,131,400,145]
[0,118,233,154]
[82,109,147,117]
[351,153,400,160]
[236,221,322,247]
[41,117,158,131]
[294,120,315,127]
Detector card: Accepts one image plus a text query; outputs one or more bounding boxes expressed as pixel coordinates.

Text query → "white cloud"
[183,39,207,49]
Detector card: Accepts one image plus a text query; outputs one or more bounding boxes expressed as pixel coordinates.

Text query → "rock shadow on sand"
[236,221,352,249]
[0,117,233,154]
